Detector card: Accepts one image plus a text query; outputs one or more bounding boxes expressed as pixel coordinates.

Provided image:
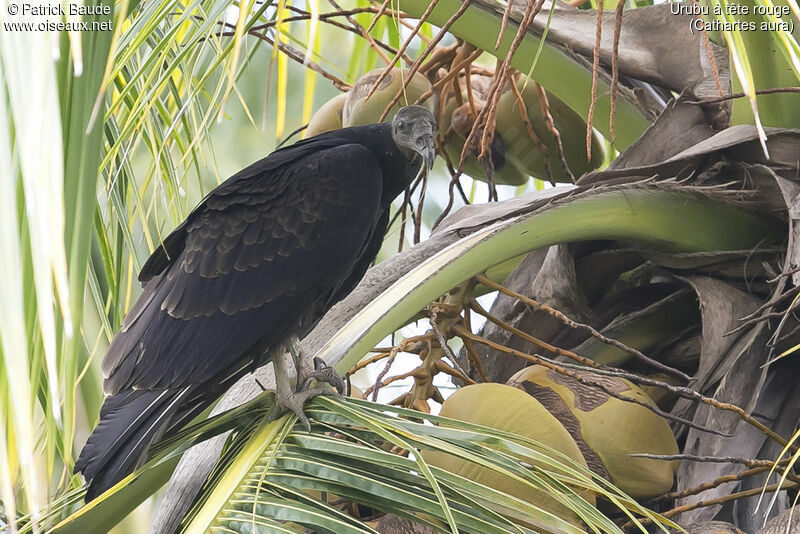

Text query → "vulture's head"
[392,106,436,169]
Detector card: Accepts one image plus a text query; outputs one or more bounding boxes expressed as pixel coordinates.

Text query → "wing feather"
[103,143,384,393]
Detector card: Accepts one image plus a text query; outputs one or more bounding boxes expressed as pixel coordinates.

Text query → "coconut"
[438,80,528,186]
[508,365,678,499]
[343,68,433,127]
[423,383,594,531]
[305,93,347,137]
[495,77,604,183]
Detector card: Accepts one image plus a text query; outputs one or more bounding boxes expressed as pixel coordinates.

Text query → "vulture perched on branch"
[75,105,437,501]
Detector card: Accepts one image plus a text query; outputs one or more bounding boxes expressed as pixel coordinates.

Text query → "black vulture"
[75,105,436,501]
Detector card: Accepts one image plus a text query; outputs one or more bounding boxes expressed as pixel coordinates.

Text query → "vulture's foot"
[268,383,337,431]
[288,340,344,394]
[298,357,345,394]
[270,344,343,431]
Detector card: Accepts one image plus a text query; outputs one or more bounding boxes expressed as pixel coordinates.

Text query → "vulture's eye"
[398,121,408,131]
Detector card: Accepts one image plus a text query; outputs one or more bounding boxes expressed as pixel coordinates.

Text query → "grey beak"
[416,135,436,169]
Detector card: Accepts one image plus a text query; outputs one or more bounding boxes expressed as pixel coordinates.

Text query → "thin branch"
[469,298,603,368]
[775,319,800,344]
[347,335,428,376]
[729,301,800,334]
[650,461,794,503]
[535,83,573,183]
[767,264,800,283]
[367,0,393,32]
[327,0,392,65]
[453,325,728,436]
[370,351,400,401]
[508,75,554,184]
[430,312,458,364]
[689,86,800,105]
[473,0,545,200]
[474,274,691,381]
[365,366,417,399]
[460,333,489,382]
[609,0,623,144]
[626,480,800,530]
[430,140,468,230]
[244,31,351,90]
[413,167,428,244]
[347,351,392,375]
[586,0,603,160]
[629,453,776,467]
[365,0,444,104]
[247,6,401,30]
[397,184,411,252]
[552,360,792,449]
[219,7,412,65]
[377,0,475,123]
[495,0,514,50]
[414,48,483,106]
[276,122,309,148]
[417,41,460,75]
[661,481,799,518]
[434,359,474,385]
[745,284,800,318]
[387,169,425,232]
[464,62,479,117]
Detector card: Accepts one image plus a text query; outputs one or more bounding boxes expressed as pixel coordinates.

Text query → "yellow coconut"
[508,365,678,499]
[439,89,528,186]
[423,383,594,531]
[495,77,604,183]
[343,68,433,127]
[305,93,347,137]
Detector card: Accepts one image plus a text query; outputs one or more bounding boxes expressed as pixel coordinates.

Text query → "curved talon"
[272,342,344,431]
[268,385,339,432]
[299,357,345,394]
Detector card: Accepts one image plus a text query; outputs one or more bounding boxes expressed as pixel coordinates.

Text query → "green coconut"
[508,365,678,499]
[305,93,347,138]
[343,68,433,127]
[438,79,528,186]
[495,76,604,183]
[423,383,594,531]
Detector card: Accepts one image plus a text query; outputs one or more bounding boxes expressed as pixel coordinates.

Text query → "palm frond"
[45,394,678,534]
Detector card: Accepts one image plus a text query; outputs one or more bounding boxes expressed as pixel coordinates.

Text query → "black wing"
[137,131,364,283]
[102,141,384,394]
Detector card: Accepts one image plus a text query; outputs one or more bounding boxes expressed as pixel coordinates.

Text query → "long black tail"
[75,388,190,501]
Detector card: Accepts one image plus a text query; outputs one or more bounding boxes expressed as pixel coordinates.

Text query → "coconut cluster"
[305,68,604,184]
[422,368,679,529]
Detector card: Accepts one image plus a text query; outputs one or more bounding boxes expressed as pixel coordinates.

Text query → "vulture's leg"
[268,340,343,431]
[269,348,333,431]
[288,338,345,395]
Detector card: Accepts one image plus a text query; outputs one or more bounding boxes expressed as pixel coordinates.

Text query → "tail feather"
[75,388,189,501]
